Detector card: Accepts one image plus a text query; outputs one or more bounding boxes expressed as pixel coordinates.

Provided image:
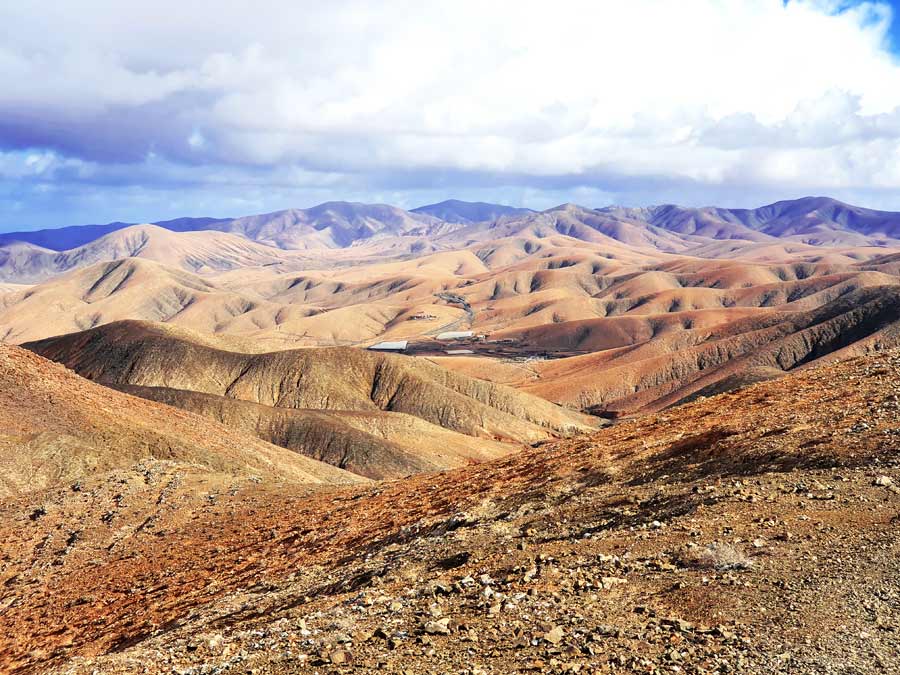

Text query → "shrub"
[678,542,753,571]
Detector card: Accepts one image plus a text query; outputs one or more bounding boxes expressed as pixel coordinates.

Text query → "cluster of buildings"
[367,330,487,354]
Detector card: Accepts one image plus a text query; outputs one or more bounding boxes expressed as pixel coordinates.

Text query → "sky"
[3,1,900,232]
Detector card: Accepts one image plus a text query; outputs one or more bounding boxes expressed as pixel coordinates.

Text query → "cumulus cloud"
[2,0,900,228]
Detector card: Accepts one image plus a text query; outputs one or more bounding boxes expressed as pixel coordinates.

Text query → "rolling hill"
[2,343,898,673]
[204,201,456,250]
[0,224,295,283]
[0,196,899,425]
[597,196,900,247]
[0,216,231,251]
[0,343,361,497]
[25,320,594,439]
[24,321,596,479]
[112,385,513,480]
[411,199,534,224]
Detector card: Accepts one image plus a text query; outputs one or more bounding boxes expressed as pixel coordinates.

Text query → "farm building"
[436,330,474,341]
[367,340,408,352]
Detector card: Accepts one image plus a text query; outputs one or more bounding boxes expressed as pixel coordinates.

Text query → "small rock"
[424,618,451,635]
[329,649,352,665]
[543,625,565,645]
[207,634,225,655]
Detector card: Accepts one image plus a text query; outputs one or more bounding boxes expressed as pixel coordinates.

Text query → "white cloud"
[1,0,900,215]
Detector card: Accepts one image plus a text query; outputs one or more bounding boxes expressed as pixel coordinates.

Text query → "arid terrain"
[1,341,898,674]
[3,197,900,414]
[1,196,900,674]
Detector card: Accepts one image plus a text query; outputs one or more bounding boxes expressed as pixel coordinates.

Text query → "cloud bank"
[2,0,900,229]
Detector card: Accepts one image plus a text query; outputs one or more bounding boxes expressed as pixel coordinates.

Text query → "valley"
[3,197,900,417]
[2,196,900,674]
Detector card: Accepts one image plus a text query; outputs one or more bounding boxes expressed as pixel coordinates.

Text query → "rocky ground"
[2,350,900,674]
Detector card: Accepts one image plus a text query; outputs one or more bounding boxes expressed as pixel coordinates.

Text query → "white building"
[368,340,408,352]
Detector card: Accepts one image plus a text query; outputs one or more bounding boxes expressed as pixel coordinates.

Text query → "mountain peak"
[412,200,532,224]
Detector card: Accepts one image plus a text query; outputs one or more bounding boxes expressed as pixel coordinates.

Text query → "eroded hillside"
[0,344,361,496]
[3,199,899,422]
[1,346,898,674]
[25,321,595,479]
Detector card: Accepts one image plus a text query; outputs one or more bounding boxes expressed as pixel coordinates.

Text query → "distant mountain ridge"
[2,197,900,285]
[3,196,900,255]
[0,216,231,251]
[411,199,533,224]
[0,200,534,250]
[596,196,900,244]
[0,223,294,283]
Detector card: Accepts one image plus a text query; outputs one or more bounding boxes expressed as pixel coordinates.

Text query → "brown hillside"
[0,344,361,497]
[25,320,596,442]
[1,346,898,673]
[520,285,900,412]
[114,384,513,480]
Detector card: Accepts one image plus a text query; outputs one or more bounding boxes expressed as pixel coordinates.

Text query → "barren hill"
[113,385,514,480]
[1,197,899,424]
[0,344,361,497]
[0,216,230,251]
[0,258,273,344]
[0,224,295,283]
[411,199,533,224]
[599,196,900,247]
[207,202,452,250]
[26,320,593,440]
[24,321,595,479]
[4,197,900,286]
[2,344,898,673]
[469,284,900,413]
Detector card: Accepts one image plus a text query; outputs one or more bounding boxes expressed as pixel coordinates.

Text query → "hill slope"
[25,320,594,440]
[0,216,230,251]
[0,224,292,283]
[411,199,533,224]
[2,346,898,673]
[503,284,900,413]
[113,384,514,480]
[24,321,596,480]
[208,202,449,250]
[601,196,900,247]
[0,344,361,497]
[0,258,273,344]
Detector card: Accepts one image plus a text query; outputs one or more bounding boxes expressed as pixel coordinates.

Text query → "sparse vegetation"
[678,542,754,571]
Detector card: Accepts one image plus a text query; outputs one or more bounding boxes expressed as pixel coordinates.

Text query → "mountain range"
[2,196,900,412]
[3,194,900,673]
[3,195,900,257]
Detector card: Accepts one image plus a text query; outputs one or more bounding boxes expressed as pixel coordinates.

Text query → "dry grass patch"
[678,542,753,571]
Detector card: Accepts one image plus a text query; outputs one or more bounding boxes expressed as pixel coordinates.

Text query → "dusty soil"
[1,348,898,674]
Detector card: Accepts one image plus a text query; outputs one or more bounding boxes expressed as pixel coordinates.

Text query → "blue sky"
[4,0,900,232]
[878,0,900,48]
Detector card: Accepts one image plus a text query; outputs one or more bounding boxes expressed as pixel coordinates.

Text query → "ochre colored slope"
[0,345,362,497]
[114,384,514,480]
[1,348,898,673]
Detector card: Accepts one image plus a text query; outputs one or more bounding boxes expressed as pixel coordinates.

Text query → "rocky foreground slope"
[1,348,898,673]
